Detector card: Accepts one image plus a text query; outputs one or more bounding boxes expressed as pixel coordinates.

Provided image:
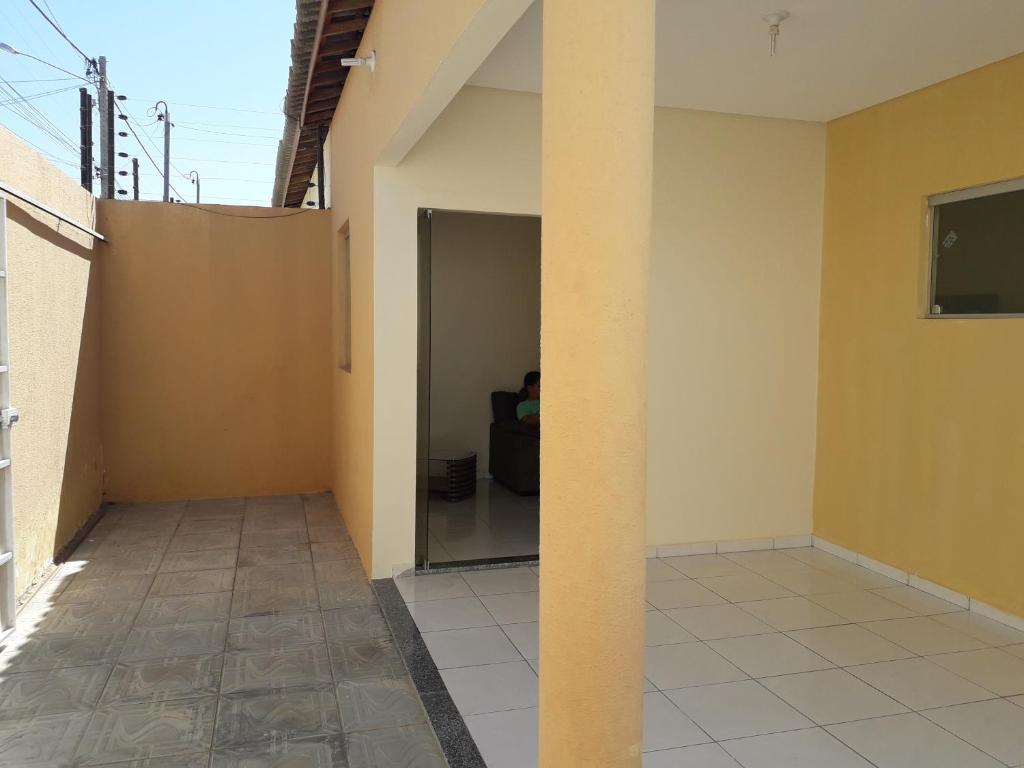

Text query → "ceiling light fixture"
[763,11,790,57]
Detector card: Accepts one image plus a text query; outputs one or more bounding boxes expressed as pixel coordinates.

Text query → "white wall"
[429,211,540,474]
[371,85,824,575]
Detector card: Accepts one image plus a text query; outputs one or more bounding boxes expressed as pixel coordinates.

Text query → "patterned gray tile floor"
[0,494,447,767]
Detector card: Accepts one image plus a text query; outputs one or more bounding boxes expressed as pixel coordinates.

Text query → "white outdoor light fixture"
[763,11,790,57]
[340,49,376,73]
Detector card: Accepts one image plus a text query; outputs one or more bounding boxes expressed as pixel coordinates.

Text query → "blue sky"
[0,1,295,206]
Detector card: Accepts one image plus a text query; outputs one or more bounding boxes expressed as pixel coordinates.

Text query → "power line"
[176,124,283,141]
[0,75,78,154]
[4,76,78,84]
[25,0,95,69]
[124,97,280,116]
[175,119,281,133]
[137,172,272,183]
[175,156,275,166]
[172,136,278,147]
[0,83,79,105]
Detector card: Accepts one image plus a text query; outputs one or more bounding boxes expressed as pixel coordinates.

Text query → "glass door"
[415,208,432,568]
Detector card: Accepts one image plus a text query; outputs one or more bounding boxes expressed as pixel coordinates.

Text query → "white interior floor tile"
[722,727,875,768]
[663,605,774,641]
[644,642,748,690]
[1011,695,1024,709]
[806,589,921,626]
[665,680,812,741]
[394,572,473,602]
[707,634,833,678]
[846,657,996,710]
[643,691,712,752]
[646,579,728,610]
[1005,643,1024,660]
[502,621,538,660]
[934,611,1024,647]
[696,574,795,603]
[479,591,538,625]
[465,707,538,768]
[781,548,856,571]
[441,660,538,716]
[461,567,538,596]
[647,611,699,646]
[421,626,521,669]
[927,647,1024,696]
[406,596,495,632]
[661,555,749,578]
[872,586,963,615]
[737,597,847,631]
[922,699,1024,767]
[807,591,918,622]
[827,712,1004,768]
[647,560,689,582]
[759,568,861,596]
[760,668,907,725]
[723,552,815,578]
[643,743,741,767]
[785,624,914,667]
[832,569,905,591]
[860,616,987,655]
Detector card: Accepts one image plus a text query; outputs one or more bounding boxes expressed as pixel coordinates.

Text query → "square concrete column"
[538,1,655,765]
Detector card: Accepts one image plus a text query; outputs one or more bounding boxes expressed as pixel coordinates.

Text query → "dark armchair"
[488,391,539,495]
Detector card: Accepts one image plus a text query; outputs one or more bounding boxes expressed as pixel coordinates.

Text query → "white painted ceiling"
[469,0,1024,122]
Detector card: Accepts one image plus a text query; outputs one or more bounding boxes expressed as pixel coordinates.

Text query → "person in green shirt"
[516,370,540,425]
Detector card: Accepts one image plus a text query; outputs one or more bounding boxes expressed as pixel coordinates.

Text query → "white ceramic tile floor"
[738,596,847,631]
[921,699,1024,767]
[402,547,1024,767]
[722,727,875,768]
[663,604,774,641]
[827,712,1004,768]
[424,479,538,564]
[665,680,812,740]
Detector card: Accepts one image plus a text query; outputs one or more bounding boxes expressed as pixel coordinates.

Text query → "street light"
[0,42,92,82]
[189,170,200,204]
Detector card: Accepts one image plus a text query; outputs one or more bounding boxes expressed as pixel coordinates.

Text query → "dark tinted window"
[932,188,1024,315]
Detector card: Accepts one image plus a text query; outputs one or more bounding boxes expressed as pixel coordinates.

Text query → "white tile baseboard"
[811,536,857,563]
[813,536,1023,632]
[970,598,1024,634]
[908,574,970,609]
[650,534,814,559]
[855,553,909,584]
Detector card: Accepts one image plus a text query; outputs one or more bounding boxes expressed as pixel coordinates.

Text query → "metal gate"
[0,197,16,641]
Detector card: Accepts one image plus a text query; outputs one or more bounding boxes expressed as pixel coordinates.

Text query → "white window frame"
[927,176,1024,319]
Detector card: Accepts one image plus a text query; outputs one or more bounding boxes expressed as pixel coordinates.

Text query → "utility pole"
[155,101,170,203]
[97,56,111,199]
[189,170,200,204]
[316,124,326,209]
[78,87,93,192]
[132,158,139,201]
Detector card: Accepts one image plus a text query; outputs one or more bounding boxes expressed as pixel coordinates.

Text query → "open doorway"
[416,209,541,569]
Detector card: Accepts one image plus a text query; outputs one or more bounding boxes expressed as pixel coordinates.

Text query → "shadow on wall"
[5,203,103,595]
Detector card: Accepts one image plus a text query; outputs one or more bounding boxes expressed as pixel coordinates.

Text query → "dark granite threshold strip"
[373,578,487,768]
[420,554,539,574]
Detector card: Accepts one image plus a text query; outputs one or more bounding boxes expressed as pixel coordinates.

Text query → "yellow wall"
[98,201,332,501]
[1,127,103,595]
[326,0,533,575]
[815,53,1024,617]
[371,86,825,574]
